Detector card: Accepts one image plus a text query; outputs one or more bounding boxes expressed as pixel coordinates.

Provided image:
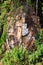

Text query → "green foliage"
[0,0,14,19]
[26,0,32,6]
[0,0,14,54]
[35,30,43,47]
[0,21,7,54]
[1,30,43,65]
[0,0,43,65]
[0,20,3,31]
[12,0,21,8]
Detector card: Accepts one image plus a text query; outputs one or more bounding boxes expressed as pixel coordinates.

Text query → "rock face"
[22,23,28,36]
[6,6,40,50]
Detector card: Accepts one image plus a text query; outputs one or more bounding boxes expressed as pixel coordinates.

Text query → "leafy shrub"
[0,21,7,55]
[0,0,14,55]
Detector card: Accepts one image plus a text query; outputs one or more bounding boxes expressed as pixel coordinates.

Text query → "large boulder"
[6,5,40,49]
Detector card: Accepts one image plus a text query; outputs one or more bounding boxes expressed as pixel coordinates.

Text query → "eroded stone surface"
[6,6,40,50]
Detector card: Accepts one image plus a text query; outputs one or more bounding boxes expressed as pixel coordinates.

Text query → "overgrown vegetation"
[0,30,43,65]
[0,0,43,65]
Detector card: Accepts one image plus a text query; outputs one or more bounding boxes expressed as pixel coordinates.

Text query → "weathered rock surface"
[5,6,40,50]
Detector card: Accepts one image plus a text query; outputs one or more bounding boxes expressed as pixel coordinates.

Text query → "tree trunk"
[36,0,38,15]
